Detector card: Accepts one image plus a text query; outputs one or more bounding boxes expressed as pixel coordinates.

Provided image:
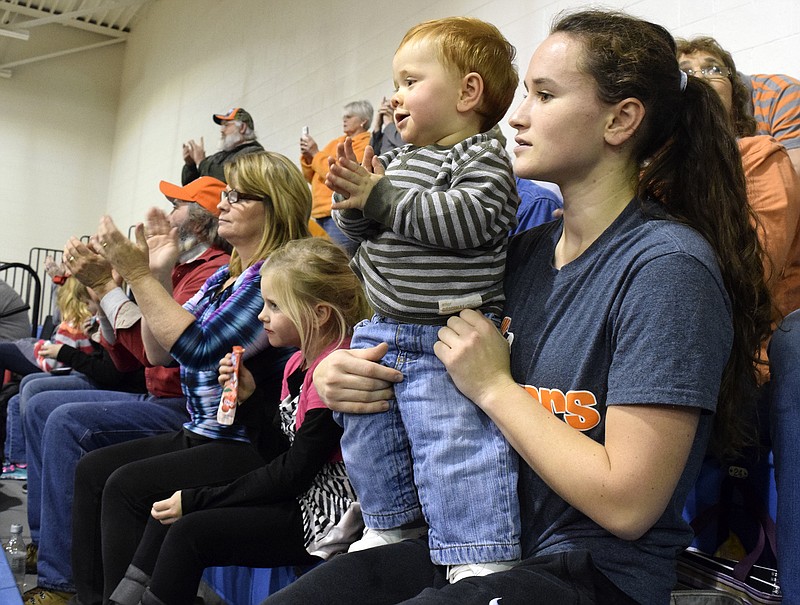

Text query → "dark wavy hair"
[553,10,773,459]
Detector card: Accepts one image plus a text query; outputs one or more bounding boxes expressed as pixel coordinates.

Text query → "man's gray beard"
[177,223,198,253]
[221,131,245,152]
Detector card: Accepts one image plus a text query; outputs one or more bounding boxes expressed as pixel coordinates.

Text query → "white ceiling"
[0,0,152,77]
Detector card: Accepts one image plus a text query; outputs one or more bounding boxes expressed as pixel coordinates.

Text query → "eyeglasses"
[681,65,731,80]
[220,189,271,204]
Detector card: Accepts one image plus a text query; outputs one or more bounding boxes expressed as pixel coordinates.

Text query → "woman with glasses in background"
[678,37,800,604]
[67,151,312,605]
[676,38,800,314]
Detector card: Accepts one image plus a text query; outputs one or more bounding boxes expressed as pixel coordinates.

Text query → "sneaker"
[347,526,428,553]
[26,542,38,575]
[22,482,27,493]
[2,461,15,473]
[21,588,74,605]
[446,561,518,584]
[0,465,27,480]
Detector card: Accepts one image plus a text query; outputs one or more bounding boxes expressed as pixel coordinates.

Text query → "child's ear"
[314,303,332,326]
[458,72,484,113]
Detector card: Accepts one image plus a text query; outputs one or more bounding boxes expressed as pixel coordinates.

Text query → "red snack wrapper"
[217,345,244,425]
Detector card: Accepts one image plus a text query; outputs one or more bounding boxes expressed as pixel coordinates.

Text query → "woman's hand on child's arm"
[326,138,384,211]
[218,353,256,403]
[313,343,402,414]
[151,491,183,525]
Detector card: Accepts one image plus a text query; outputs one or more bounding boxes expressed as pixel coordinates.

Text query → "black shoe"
[22,482,27,493]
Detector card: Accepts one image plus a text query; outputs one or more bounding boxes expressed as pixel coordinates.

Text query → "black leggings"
[261,538,638,605]
[71,430,267,605]
[0,341,41,377]
[133,501,319,605]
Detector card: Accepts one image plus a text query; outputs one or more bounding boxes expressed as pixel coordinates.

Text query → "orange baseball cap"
[159,176,226,217]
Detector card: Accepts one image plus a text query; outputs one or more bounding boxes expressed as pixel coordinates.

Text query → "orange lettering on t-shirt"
[522,385,540,403]
[520,385,601,432]
[539,388,567,415]
[565,390,601,430]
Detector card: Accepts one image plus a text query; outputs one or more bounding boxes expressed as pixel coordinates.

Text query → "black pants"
[0,341,41,377]
[132,501,319,605]
[261,538,638,605]
[71,430,267,605]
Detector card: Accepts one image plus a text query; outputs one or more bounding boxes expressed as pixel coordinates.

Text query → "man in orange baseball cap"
[158,176,229,255]
[181,107,264,185]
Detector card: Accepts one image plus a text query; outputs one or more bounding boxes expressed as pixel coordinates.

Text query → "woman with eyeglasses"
[677,37,800,326]
[678,36,800,603]
[68,151,312,605]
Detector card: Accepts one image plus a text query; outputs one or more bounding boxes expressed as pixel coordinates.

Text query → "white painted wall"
[0,26,123,263]
[3,0,799,258]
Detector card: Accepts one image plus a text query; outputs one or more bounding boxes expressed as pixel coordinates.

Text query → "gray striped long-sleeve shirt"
[333,133,519,324]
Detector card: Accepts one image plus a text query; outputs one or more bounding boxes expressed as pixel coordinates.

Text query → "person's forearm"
[92,277,119,299]
[476,382,699,540]
[96,307,115,344]
[140,316,174,366]
[126,272,195,356]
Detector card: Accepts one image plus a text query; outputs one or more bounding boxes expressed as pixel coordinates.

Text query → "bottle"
[217,346,244,425]
[4,523,26,593]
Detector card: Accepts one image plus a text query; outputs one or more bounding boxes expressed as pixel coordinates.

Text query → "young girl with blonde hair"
[35,276,95,372]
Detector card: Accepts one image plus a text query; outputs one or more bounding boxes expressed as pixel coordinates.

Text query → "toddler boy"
[326,16,520,583]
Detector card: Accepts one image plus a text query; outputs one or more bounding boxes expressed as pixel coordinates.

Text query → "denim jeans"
[337,316,520,565]
[23,389,187,592]
[768,309,800,604]
[4,372,96,464]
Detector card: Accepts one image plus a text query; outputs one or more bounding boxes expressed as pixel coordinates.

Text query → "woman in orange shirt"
[300,100,373,255]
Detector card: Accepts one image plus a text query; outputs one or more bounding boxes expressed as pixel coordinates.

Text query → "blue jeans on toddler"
[337,315,521,565]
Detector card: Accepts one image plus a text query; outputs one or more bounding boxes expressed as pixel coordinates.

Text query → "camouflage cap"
[213,107,254,130]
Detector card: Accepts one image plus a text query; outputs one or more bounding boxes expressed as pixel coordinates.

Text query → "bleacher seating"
[203,565,301,604]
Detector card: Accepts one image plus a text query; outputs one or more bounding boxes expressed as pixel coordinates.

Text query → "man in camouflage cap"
[181,107,264,185]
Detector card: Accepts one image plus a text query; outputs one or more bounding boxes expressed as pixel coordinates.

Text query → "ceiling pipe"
[0,36,125,73]
[0,27,29,40]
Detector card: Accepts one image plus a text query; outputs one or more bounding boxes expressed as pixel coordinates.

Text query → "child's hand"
[218,353,256,403]
[151,491,183,525]
[38,341,63,359]
[325,138,384,211]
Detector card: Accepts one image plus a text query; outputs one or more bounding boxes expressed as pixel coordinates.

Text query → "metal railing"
[0,262,41,337]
